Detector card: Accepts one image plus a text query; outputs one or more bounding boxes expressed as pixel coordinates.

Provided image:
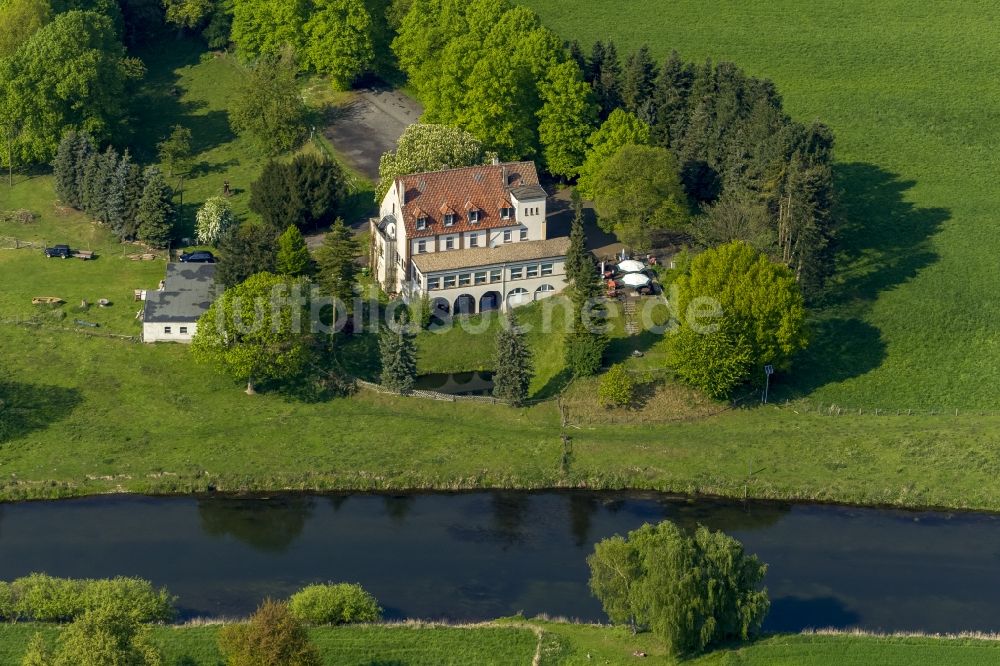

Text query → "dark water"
[1,491,999,633]
[414,371,494,395]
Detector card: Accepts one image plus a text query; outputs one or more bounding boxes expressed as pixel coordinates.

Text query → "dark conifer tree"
[52,130,81,208]
[379,312,417,394]
[564,196,607,377]
[651,51,696,149]
[622,45,658,118]
[492,309,533,406]
[593,41,623,119]
[135,166,175,248]
[215,222,279,288]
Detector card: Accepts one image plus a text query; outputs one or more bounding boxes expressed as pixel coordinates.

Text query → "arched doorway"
[534,284,556,300]
[429,297,451,328]
[479,291,501,312]
[454,294,476,315]
[507,287,530,309]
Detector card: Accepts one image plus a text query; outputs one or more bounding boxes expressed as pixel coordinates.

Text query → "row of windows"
[425,263,554,291]
[511,263,554,280]
[415,206,539,230]
[162,326,189,334]
[416,228,528,254]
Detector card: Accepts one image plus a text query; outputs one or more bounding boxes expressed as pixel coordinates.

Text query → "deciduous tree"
[590,144,689,250]
[195,196,236,245]
[537,61,598,179]
[192,272,311,394]
[218,599,320,666]
[304,0,374,90]
[575,108,650,199]
[670,241,808,397]
[589,520,769,656]
[376,123,489,201]
[48,606,163,666]
[0,0,51,58]
[157,125,193,177]
[228,53,307,156]
[230,0,304,60]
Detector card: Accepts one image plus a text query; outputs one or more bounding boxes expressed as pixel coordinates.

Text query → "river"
[1,491,997,632]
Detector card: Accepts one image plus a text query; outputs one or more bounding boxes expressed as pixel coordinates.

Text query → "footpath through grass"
[1,621,998,666]
[523,0,1000,410]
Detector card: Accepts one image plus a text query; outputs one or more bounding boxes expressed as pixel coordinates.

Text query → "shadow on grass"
[534,367,572,401]
[780,317,887,398]
[0,381,83,445]
[825,162,949,306]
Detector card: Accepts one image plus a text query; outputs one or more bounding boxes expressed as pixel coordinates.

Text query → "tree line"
[53,130,175,247]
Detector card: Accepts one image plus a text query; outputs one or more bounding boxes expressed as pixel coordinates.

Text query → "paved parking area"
[323,89,423,182]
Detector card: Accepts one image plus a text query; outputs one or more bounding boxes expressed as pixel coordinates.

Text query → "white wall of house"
[420,257,568,313]
[510,191,547,239]
[142,321,198,343]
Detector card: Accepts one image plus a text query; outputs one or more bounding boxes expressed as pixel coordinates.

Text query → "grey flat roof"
[509,184,547,200]
[411,237,570,274]
[143,263,218,323]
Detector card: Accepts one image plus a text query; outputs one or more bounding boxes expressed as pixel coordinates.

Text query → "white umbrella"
[617,259,645,273]
[621,272,651,287]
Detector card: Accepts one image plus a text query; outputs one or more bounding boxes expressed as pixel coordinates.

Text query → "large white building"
[370,161,569,314]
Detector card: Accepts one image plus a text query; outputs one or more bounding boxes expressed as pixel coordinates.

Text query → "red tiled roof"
[397,162,542,239]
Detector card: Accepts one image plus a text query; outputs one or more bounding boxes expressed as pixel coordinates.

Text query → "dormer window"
[416,214,428,230]
[444,213,455,226]
[500,206,514,220]
[468,210,480,224]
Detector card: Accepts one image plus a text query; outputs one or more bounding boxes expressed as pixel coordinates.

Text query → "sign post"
[763,365,774,403]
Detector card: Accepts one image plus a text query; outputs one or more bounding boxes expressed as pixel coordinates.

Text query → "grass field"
[0,621,997,666]
[522,0,1000,410]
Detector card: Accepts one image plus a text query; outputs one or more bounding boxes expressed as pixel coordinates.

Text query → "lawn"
[521,0,1000,410]
[1,621,997,666]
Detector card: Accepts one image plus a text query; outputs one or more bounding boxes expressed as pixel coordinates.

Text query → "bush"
[219,599,320,666]
[598,364,635,408]
[50,606,162,666]
[288,583,382,625]
[2,574,175,623]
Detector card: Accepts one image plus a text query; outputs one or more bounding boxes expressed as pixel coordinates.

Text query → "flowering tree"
[376,124,493,201]
[195,196,235,245]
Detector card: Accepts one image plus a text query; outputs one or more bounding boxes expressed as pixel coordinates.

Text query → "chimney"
[502,165,508,186]
[397,179,404,205]
[492,155,500,166]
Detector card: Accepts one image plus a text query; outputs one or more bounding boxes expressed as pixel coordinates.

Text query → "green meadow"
[522,0,1000,409]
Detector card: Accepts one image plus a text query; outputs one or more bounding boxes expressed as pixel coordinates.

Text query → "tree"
[575,108,650,199]
[376,123,490,201]
[0,10,143,164]
[276,225,312,276]
[43,606,163,666]
[52,130,93,208]
[0,0,51,58]
[590,39,622,118]
[157,125,193,177]
[588,520,769,657]
[459,47,538,160]
[563,198,606,377]
[304,0,374,90]
[492,309,532,406]
[192,272,311,394]
[135,166,176,248]
[218,599,320,666]
[650,50,694,148]
[106,148,143,240]
[250,156,346,231]
[313,219,358,306]
[81,146,118,225]
[622,45,658,117]
[163,0,213,29]
[195,196,236,245]
[670,241,808,397]
[537,60,598,179]
[215,222,279,288]
[692,188,775,254]
[228,53,307,156]
[598,363,635,407]
[230,0,305,60]
[378,312,417,393]
[590,144,689,250]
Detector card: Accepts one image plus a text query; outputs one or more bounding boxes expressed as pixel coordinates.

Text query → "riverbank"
[3,324,1000,512]
[1,620,998,665]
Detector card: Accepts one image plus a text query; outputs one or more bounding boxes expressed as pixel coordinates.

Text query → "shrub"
[598,364,635,408]
[288,583,382,625]
[2,574,175,623]
[51,606,162,666]
[12,574,86,622]
[219,599,320,666]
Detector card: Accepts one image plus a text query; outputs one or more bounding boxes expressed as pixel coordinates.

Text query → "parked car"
[44,245,72,259]
[179,251,216,263]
